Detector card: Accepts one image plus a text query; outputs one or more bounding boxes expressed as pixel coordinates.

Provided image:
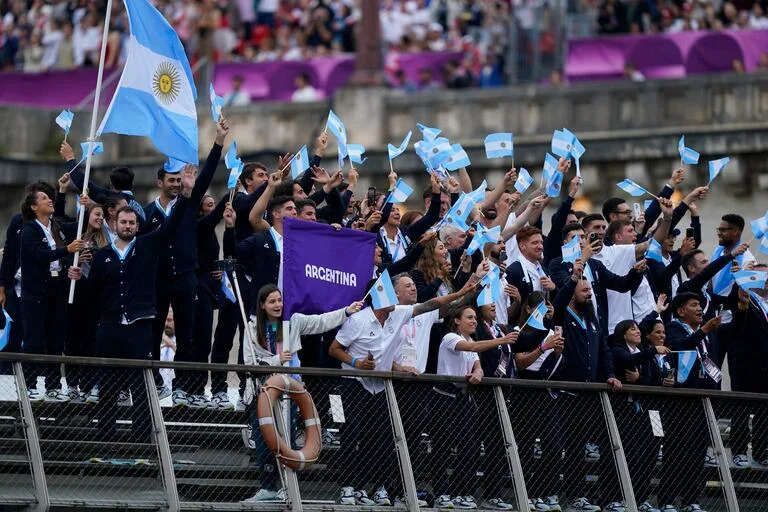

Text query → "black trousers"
[152,271,197,390]
[335,379,398,491]
[64,285,99,392]
[614,396,657,504]
[94,320,153,443]
[21,277,66,389]
[184,285,215,396]
[430,389,479,497]
[0,286,24,375]
[210,290,247,396]
[474,388,511,499]
[657,396,709,506]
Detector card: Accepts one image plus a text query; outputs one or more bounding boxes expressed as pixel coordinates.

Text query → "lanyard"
[154,197,176,217]
[111,238,136,261]
[567,307,587,330]
[269,227,283,253]
[672,318,708,358]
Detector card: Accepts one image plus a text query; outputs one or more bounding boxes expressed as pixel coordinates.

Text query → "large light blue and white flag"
[417,122,441,141]
[98,0,198,164]
[750,212,768,240]
[677,350,698,383]
[347,143,366,165]
[477,266,502,307]
[645,239,664,263]
[370,269,399,310]
[484,132,514,159]
[708,157,730,185]
[617,179,651,197]
[515,167,534,194]
[542,153,558,186]
[467,225,501,255]
[209,83,225,122]
[290,145,310,179]
[524,301,548,331]
[221,273,236,303]
[561,235,582,264]
[326,110,347,145]
[388,131,412,160]
[387,178,414,203]
[443,143,470,171]
[734,270,767,291]
[164,157,186,173]
[56,109,74,135]
[678,135,700,165]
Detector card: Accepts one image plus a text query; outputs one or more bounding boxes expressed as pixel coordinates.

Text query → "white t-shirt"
[397,309,440,373]
[504,212,521,265]
[336,305,415,394]
[437,332,479,377]
[593,244,636,334]
[292,86,320,102]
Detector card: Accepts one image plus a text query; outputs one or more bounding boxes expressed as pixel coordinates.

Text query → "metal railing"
[0,352,766,511]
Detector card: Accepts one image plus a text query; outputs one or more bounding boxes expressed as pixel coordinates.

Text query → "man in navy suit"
[505,225,557,306]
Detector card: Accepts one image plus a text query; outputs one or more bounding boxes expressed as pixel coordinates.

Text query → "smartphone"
[589,232,600,243]
[719,310,733,324]
[499,249,507,263]
[632,202,643,219]
[553,326,563,337]
[686,227,695,239]
[366,187,377,207]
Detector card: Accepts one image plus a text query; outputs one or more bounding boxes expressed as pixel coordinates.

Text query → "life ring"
[256,374,322,470]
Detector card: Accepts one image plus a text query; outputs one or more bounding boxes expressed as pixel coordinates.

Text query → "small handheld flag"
[750,212,768,240]
[708,157,730,185]
[347,144,366,165]
[643,199,653,211]
[0,308,11,351]
[227,164,242,189]
[677,350,698,383]
[225,141,241,170]
[443,143,470,171]
[387,178,414,203]
[524,301,548,330]
[546,170,563,198]
[617,179,652,198]
[734,270,767,291]
[388,131,412,160]
[551,129,574,158]
[424,137,453,168]
[563,128,585,177]
[467,225,501,255]
[369,269,399,310]
[326,110,347,145]
[515,168,534,194]
[645,239,664,263]
[56,109,74,137]
[209,83,225,122]
[761,236,768,255]
[678,135,700,165]
[561,236,582,264]
[442,194,472,231]
[484,132,514,159]
[416,122,441,141]
[477,266,502,307]
[290,145,310,179]
[542,153,558,186]
[80,141,104,159]
[221,273,236,303]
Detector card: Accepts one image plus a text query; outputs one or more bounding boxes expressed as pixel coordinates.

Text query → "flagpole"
[67,0,114,304]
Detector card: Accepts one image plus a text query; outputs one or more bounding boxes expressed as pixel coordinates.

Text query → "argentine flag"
[561,235,582,264]
[645,239,664,263]
[388,131,412,160]
[677,350,698,383]
[387,178,414,203]
[542,153,557,186]
[617,179,650,197]
[221,273,237,303]
[750,212,768,240]
[546,170,563,198]
[443,143,470,171]
[678,135,700,165]
[56,109,74,134]
[326,110,347,145]
[290,145,310,178]
[370,269,399,310]
[524,301,548,331]
[467,225,501,255]
[477,266,501,307]
[0,308,12,351]
[209,83,224,122]
[484,132,514,159]
[515,168,533,194]
[551,129,574,158]
[734,270,767,291]
[347,143,366,165]
[708,157,730,185]
[417,122,441,141]
[98,0,198,164]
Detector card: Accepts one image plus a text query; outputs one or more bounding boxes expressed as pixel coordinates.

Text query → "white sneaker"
[118,390,133,407]
[453,496,478,509]
[481,497,514,510]
[27,389,44,402]
[436,495,456,509]
[208,391,234,410]
[545,495,562,512]
[187,394,210,409]
[568,497,601,512]
[704,446,717,467]
[584,442,600,461]
[44,389,71,403]
[681,505,706,512]
[240,488,280,503]
[731,453,748,469]
[529,498,551,511]
[373,486,392,506]
[172,390,191,407]
[604,502,625,512]
[68,388,86,404]
[157,385,172,400]
[235,399,247,412]
[86,386,99,404]
[338,486,356,505]
[638,502,661,512]
[353,489,376,506]
[533,439,543,459]
[660,505,679,512]
[241,426,255,449]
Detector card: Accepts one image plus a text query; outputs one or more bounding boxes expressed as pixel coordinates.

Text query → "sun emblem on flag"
[500,142,506,148]
[152,62,181,105]
[377,285,384,291]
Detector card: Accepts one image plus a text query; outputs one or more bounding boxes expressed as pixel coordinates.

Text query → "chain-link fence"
[0,353,767,512]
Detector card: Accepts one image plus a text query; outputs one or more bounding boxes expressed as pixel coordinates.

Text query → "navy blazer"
[0,214,23,290]
[235,231,281,311]
[505,259,550,306]
[19,220,70,301]
[665,319,719,390]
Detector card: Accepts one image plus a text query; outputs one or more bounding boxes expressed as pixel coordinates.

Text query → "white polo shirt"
[437,333,479,377]
[336,305,415,394]
[397,309,440,373]
[593,244,636,334]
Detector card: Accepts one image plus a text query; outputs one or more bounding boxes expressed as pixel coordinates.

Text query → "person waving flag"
[98,0,198,164]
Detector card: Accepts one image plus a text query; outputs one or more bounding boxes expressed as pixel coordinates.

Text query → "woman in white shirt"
[431,305,516,510]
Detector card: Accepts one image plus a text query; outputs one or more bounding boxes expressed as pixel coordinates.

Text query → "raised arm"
[248,171,279,232]
[412,275,480,317]
[635,197,673,259]
[479,168,516,211]
[502,195,544,241]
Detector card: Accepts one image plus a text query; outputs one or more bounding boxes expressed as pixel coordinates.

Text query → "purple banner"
[0,67,119,108]
[282,217,376,317]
